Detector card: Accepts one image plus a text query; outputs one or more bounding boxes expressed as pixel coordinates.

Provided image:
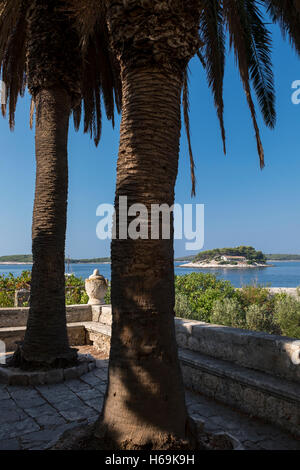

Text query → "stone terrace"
[1,303,300,449]
[0,357,300,450]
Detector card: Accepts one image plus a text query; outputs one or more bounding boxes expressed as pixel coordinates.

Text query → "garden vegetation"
[1,271,299,339]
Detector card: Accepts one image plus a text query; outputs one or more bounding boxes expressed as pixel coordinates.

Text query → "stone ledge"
[0,323,87,351]
[179,349,300,405]
[0,354,95,386]
[179,348,300,438]
[84,321,112,336]
[0,304,93,328]
[175,318,300,384]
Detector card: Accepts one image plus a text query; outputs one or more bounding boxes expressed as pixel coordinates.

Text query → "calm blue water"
[1,261,300,287]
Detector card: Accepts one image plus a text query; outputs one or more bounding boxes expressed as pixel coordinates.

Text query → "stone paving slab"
[0,360,299,450]
[186,390,300,450]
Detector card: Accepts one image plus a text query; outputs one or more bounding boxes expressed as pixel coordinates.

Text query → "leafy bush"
[237,285,272,310]
[0,290,14,308]
[104,284,111,304]
[245,304,279,335]
[174,274,300,339]
[174,292,194,319]
[65,274,87,305]
[175,273,238,322]
[0,271,88,307]
[0,271,31,307]
[274,296,300,338]
[211,298,246,328]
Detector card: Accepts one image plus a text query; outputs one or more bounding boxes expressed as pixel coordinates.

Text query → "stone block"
[45,369,64,385]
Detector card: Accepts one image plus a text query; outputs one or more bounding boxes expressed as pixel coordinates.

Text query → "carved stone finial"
[85,270,108,305]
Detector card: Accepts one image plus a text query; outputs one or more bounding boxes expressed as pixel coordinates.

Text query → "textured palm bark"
[94,0,203,450]
[95,66,196,449]
[8,1,81,368]
[18,88,76,367]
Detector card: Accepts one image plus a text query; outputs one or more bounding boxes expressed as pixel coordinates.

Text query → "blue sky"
[0,25,299,259]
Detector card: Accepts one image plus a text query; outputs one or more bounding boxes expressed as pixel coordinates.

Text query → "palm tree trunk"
[19,87,76,368]
[95,66,196,449]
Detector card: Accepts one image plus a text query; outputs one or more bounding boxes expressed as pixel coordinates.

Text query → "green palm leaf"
[245,0,276,128]
[264,0,300,54]
[223,0,265,168]
[199,0,226,154]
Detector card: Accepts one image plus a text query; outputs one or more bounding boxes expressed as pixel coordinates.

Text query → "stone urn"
[85,269,108,305]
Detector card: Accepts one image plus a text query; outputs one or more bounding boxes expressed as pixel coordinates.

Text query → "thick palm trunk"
[96,66,196,449]
[8,1,81,368]
[19,88,76,367]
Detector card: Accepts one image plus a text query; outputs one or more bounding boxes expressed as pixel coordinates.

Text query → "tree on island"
[194,246,267,264]
[69,0,299,449]
[0,0,121,368]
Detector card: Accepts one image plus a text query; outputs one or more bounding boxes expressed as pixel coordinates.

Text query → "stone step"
[84,322,111,356]
[185,389,300,450]
[179,348,300,438]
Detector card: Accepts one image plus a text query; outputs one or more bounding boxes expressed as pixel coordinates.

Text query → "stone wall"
[1,303,300,436]
[175,318,300,384]
[0,304,93,328]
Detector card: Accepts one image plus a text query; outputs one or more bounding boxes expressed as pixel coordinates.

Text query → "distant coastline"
[1,251,300,266]
[0,255,110,265]
[0,262,33,265]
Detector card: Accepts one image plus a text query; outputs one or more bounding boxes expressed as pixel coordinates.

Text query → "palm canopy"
[0,0,121,144]
[187,0,299,194]
[1,0,299,191]
[69,0,300,195]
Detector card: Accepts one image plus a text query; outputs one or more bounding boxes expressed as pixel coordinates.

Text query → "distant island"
[176,252,300,262]
[0,255,33,264]
[178,246,270,269]
[0,255,110,264]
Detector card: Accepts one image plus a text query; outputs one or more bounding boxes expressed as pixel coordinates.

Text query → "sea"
[1,261,300,288]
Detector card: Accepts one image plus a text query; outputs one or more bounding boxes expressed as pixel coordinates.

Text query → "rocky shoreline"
[0,262,32,265]
[179,261,271,269]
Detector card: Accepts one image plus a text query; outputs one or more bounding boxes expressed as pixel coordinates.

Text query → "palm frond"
[78,18,122,146]
[68,2,122,146]
[199,0,226,154]
[197,49,206,69]
[29,97,34,129]
[72,102,82,131]
[0,0,22,65]
[183,68,196,197]
[264,0,300,54]
[245,0,276,128]
[1,4,26,129]
[223,0,265,168]
[64,0,104,50]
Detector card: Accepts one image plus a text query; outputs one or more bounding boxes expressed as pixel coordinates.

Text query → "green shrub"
[0,290,14,308]
[174,292,194,319]
[274,296,300,338]
[0,271,89,307]
[245,304,279,335]
[175,273,238,322]
[237,285,272,309]
[104,284,111,304]
[211,298,246,328]
[65,274,87,305]
[0,271,31,307]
